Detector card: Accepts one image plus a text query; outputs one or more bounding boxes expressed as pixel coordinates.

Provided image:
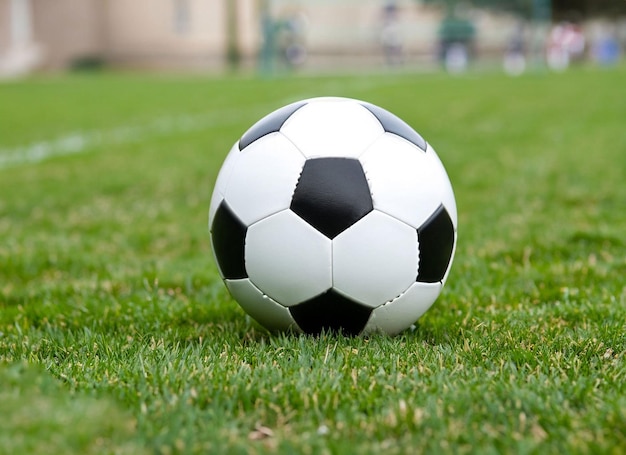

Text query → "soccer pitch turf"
[0,66,624,454]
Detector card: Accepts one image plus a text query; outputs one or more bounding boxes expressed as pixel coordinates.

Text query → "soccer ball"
[209,97,457,335]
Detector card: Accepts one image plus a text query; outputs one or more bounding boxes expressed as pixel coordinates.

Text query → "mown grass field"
[0,66,625,454]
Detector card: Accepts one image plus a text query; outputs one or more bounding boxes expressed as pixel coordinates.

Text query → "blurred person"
[259,9,277,75]
[503,22,527,76]
[546,21,586,71]
[276,11,308,68]
[444,43,469,73]
[380,2,404,66]
[437,9,475,74]
[591,26,620,66]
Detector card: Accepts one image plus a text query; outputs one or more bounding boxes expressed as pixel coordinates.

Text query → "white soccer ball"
[209,97,457,335]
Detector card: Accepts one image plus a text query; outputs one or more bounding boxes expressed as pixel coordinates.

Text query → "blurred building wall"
[106,0,219,69]
[0,0,42,76]
[4,0,607,74]
[0,0,258,72]
[31,0,103,70]
[106,0,258,69]
[0,1,9,55]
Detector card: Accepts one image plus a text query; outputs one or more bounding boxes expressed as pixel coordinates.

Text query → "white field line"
[0,76,396,171]
[0,107,267,170]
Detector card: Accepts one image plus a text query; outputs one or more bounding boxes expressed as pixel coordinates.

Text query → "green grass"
[1,66,625,454]
[0,362,148,455]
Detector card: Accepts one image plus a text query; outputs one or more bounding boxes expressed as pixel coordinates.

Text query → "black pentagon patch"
[210,201,247,279]
[289,289,372,335]
[360,102,427,151]
[291,158,373,239]
[417,204,455,283]
[238,101,307,150]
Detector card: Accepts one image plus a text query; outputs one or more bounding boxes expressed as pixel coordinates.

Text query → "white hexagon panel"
[363,282,442,335]
[333,211,419,308]
[280,98,385,159]
[245,210,332,307]
[225,278,302,333]
[360,134,449,230]
[208,142,240,227]
[223,132,305,226]
[425,143,458,229]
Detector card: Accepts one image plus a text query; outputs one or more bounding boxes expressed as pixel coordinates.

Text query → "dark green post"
[258,0,276,76]
[532,0,551,22]
[531,0,551,68]
[225,0,241,70]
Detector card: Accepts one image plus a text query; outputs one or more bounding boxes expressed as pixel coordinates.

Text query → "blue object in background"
[594,36,620,66]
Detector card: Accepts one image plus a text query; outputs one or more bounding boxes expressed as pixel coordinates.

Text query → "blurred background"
[0,0,624,78]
